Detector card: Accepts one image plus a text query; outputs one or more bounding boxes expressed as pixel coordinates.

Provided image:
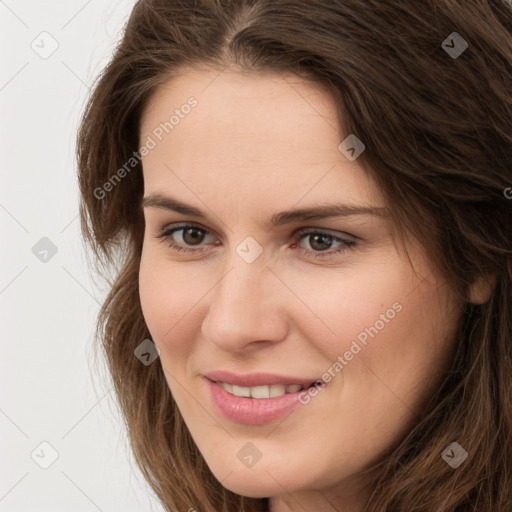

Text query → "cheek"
[298,263,459,397]
[138,249,203,348]
[331,274,459,422]
[287,265,407,359]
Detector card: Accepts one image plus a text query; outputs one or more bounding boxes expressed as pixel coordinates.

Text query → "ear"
[468,273,496,304]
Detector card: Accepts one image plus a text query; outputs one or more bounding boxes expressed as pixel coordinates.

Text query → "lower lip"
[205,378,306,425]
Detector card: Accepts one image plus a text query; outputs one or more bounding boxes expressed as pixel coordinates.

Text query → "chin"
[218,476,279,499]
[209,463,304,499]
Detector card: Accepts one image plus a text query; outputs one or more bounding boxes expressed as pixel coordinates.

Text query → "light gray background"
[1,1,166,510]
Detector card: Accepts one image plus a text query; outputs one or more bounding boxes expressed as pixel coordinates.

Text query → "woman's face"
[138,67,462,510]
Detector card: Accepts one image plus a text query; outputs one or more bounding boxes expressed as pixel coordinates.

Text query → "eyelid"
[293,225,358,242]
[156,221,357,240]
[156,220,214,237]
[155,222,215,242]
[155,221,357,258]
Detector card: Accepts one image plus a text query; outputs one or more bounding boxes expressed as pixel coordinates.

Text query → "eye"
[292,228,356,258]
[154,223,356,258]
[155,223,217,254]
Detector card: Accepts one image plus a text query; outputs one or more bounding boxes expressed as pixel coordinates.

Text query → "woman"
[76,0,512,510]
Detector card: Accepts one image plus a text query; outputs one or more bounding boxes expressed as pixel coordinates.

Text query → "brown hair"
[77,0,512,510]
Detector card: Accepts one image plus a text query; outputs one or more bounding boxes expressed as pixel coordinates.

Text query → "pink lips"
[204,370,318,388]
[203,370,322,425]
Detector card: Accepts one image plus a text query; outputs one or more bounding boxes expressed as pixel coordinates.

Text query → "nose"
[200,256,289,353]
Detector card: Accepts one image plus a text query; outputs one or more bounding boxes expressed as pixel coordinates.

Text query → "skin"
[137,67,486,511]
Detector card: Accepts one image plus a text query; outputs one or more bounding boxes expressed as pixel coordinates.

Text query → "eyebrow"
[141,193,388,228]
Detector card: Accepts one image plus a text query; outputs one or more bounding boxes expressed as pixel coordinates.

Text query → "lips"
[203,370,325,424]
[217,382,305,399]
[204,369,321,388]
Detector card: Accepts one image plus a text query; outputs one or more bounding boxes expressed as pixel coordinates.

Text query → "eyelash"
[154,222,356,259]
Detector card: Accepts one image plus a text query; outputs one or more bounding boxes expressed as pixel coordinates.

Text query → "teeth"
[269,384,287,397]
[232,384,250,397]
[218,382,306,398]
[250,385,270,398]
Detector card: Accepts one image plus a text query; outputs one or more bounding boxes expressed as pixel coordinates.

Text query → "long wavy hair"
[76,0,512,510]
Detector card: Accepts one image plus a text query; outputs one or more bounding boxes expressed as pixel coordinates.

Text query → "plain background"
[0,1,167,510]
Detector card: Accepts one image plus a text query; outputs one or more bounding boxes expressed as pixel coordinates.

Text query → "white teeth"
[269,384,286,397]
[220,382,233,394]
[218,382,305,399]
[231,385,251,397]
[251,385,270,398]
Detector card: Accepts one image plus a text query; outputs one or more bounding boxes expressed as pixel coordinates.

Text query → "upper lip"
[204,370,321,388]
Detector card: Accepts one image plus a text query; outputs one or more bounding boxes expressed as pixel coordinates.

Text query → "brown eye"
[306,233,335,251]
[294,228,356,258]
[181,227,207,245]
[156,224,216,253]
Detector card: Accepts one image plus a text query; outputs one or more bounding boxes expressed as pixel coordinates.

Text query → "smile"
[204,377,325,425]
[216,382,306,399]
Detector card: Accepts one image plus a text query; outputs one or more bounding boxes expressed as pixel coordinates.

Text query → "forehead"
[139,67,383,209]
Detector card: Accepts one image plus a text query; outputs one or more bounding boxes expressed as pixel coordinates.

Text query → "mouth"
[202,370,325,424]
[209,379,323,399]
